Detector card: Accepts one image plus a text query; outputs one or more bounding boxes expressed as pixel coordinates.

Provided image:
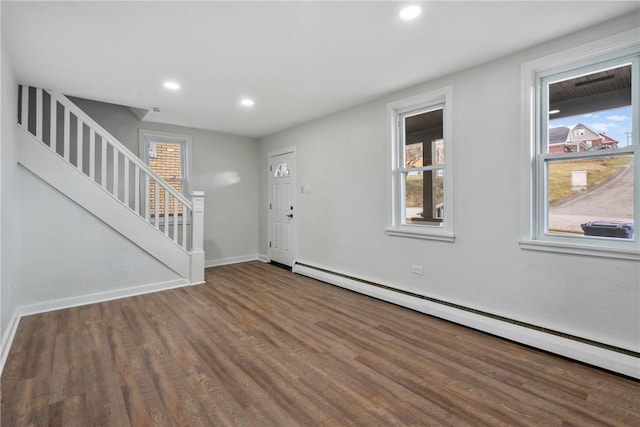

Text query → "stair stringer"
[17,125,191,279]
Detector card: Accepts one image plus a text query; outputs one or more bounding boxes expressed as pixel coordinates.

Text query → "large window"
[387,87,454,241]
[139,129,191,218]
[522,31,639,259]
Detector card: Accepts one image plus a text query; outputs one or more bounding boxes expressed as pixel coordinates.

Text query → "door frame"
[268,146,297,265]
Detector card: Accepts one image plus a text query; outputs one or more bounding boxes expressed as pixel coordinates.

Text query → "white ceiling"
[3,1,639,138]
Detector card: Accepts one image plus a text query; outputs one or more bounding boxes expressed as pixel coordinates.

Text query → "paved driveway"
[549,160,634,233]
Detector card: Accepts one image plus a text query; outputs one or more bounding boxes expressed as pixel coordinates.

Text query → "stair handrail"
[46,90,193,209]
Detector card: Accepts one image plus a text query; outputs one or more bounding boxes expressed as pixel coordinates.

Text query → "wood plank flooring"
[2,261,639,426]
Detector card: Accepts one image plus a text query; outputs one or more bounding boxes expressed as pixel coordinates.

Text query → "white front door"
[269,150,296,267]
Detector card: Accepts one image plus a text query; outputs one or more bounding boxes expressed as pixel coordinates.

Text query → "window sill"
[386,227,455,242]
[519,239,639,261]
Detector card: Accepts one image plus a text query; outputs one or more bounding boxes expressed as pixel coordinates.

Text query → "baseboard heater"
[293,262,640,379]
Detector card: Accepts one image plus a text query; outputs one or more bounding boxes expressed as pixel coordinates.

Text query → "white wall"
[259,15,640,353]
[1,36,19,348]
[69,98,260,266]
[17,167,183,306]
[68,97,140,154]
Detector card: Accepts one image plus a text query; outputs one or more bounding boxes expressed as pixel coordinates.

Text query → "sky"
[549,105,633,147]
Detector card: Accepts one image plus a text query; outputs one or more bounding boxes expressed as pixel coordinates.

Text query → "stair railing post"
[190,190,205,284]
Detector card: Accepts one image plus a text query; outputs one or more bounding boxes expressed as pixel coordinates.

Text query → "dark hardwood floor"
[1,261,639,426]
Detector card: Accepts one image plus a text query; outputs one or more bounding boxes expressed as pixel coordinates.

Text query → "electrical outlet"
[411,265,423,275]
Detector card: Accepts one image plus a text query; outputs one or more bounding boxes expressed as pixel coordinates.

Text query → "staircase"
[16,85,205,284]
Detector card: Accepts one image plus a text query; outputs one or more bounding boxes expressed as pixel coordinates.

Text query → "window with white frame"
[387,87,454,241]
[522,31,639,259]
[139,130,191,219]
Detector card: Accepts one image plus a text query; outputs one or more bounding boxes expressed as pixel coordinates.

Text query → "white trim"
[0,277,192,376]
[522,28,640,77]
[293,263,640,379]
[386,227,455,242]
[386,86,455,241]
[0,308,22,376]
[521,29,640,256]
[520,239,639,261]
[205,254,264,268]
[18,279,190,317]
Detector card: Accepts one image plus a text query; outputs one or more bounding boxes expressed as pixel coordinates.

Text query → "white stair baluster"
[50,96,57,151]
[101,136,107,188]
[20,85,28,128]
[182,204,188,250]
[173,195,178,243]
[36,88,43,140]
[154,180,160,229]
[63,108,70,160]
[134,166,140,215]
[144,174,150,222]
[113,145,119,198]
[123,157,130,209]
[89,129,96,180]
[77,119,83,171]
[164,189,169,236]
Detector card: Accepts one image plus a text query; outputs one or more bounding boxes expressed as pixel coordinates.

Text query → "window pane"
[547,155,634,237]
[403,170,444,226]
[147,141,185,216]
[547,64,632,153]
[274,162,290,177]
[149,142,183,180]
[404,108,444,167]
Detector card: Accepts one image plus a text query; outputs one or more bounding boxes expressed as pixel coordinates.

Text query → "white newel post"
[190,191,206,284]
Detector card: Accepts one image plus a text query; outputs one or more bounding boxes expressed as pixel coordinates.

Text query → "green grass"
[548,156,631,204]
[405,157,630,208]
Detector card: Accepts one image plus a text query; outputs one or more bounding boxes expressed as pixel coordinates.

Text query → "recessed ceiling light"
[399,5,422,20]
[240,98,255,107]
[163,81,180,90]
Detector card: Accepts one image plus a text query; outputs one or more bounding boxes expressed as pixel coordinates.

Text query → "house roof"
[549,126,570,145]
[3,1,639,138]
[600,133,619,144]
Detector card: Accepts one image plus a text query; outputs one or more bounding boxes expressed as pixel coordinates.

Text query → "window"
[521,30,639,259]
[274,162,291,177]
[387,87,454,241]
[139,129,191,219]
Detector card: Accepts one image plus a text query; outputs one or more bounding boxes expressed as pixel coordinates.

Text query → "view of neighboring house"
[549,122,619,153]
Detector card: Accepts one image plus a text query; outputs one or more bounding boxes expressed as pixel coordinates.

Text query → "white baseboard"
[17,278,190,317]
[294,263,640,379]
[0,277,191,376]
[0,308,23,375]
[205,254,263,268]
